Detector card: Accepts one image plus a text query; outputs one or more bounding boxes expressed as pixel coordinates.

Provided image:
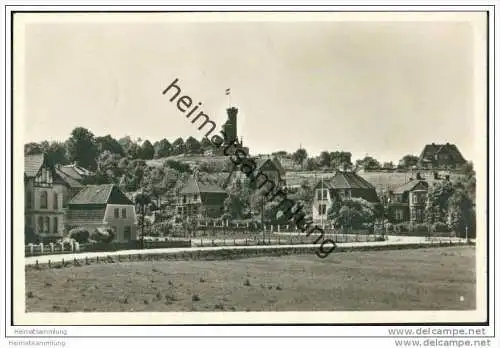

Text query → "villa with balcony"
[386,179,429,223]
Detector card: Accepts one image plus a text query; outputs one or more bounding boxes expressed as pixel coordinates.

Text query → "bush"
[433,222,449,233]
[68,227,90,244]
[395,223,410,234]
[413,224,429,236]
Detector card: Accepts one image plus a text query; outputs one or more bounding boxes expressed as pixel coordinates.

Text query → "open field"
[25,246,475,312]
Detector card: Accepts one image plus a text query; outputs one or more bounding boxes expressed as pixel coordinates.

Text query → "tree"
[200,137,212,152]
[155,138,172,158]
[171,137,185,155]
[66,127,99,171]
[319,151,331,168]
[135,192,152,248]
[139,140,155,160]
[127,142,141,159]
[356,156,381,170]
[96,135,124,156]
[425,180,454,225]
[382,161,395,170]
[24,142,43,155]
[333,198,375,230]
[447,187,474,238]
[45,142,69,166]
[118,136,133,152]
[166,160,192,173]
[329,151,353,170]
[399,154,419,169]
[292,148,308,168]
[185,136,202,154]
[305,158,318,171]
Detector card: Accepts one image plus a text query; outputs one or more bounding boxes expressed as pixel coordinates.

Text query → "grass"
[25,246,475,312]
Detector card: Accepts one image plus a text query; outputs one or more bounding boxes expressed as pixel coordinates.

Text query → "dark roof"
[320,171,376,190]
[419,143,466,163]
[255,157,286,176]
[69,184,133,205]
[392,180,429,194]
[180,175,226,194]
[24,154,45,177]
[58,164,93,182]
[55,168,84,188]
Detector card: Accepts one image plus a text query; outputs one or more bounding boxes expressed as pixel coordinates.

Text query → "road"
[24,237,469,265]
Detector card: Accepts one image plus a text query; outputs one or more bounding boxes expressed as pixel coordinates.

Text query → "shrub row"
[385,222,453,237]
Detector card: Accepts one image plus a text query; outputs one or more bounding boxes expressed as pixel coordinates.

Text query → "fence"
[25,239,191,257]
[25,239,472,270]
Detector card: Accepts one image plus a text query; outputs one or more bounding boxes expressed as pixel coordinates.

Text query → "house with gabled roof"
[24,153,67,242]
[387,179,429,223]
[176,174,228,219]
[418,143,467,169]
[66,184,138,242]
[312,170,379,224]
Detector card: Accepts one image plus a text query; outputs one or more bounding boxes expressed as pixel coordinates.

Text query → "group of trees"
[275,147,425,172]
[24,127,218,172]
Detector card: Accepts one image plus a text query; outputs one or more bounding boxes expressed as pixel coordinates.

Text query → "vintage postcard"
[10,10,490,327]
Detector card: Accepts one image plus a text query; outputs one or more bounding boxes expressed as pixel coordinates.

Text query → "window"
[37,216,43,234]
[317,189,328,200]
[395,209,404,222]
[123,226,131,241]
[26,191,32,209]
[114,208,120,218]
[53,192,58,210]
[121,208,127,218]
[318,204,327,216]
[40,191,48,209]
[53,217,58,234]
[43,216,50,233]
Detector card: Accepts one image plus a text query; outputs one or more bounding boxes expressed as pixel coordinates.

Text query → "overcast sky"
[22,13,484,163]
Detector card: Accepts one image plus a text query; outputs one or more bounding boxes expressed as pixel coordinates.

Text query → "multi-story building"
[418,143,467,169]
[311,170,379,224]
[24,154,67,242]
[386,179,429,223]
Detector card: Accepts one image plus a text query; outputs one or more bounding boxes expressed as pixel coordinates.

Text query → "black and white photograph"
[6,8,493,332]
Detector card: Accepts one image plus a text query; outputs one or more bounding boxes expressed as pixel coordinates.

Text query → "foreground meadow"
[25,246,475,312]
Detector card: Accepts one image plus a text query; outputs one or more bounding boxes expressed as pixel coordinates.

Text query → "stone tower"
[223,107,238,146]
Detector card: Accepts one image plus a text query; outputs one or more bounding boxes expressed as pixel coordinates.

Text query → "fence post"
[40,243,44,254]
[60,242,65,252]
[74,242,79,252]
[29,244,34,256]
[278,235,280,245]
[277,225,280,232]
[48,260,51,268]
[200,238,203,247]
[271,225,274,233]
[50,243,54,253]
